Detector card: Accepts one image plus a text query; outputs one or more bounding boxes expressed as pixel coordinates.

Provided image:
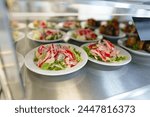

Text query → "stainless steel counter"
[15,28,150,100]
[22,62,150,100]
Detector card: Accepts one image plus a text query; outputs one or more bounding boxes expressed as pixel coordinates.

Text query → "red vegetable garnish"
[76,28,97,40]
[88,39,119,62]
[40,21,47,28]
[38,45,46,54]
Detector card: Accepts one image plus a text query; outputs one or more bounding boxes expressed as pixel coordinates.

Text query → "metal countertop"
[22,63,150,100]
[16,33,150,100]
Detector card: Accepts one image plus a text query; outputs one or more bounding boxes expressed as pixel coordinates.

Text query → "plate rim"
[118,38,150,57]
[95,29,126,39]
[17,52,24,69]
[28,22,56,29]
[28,23,37,29]
[12,23,26,30]
[27,30,66,43]
[69,30,103,43]
[81,42,132,66]
[57,22,81,31]
[25,43,88,76]
[14,31,25,42]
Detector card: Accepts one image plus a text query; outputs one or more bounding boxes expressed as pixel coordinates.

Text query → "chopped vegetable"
[33,20,56,29]
[63,21,81,29]
[31,29,63,40]
[72,28,98,40]
[34,44,82,71]
[83,39,126,62]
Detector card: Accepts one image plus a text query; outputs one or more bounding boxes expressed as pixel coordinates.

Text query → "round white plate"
[12,23,26,30]
[28,23,37,29]
[80,21,87,29]
[57,22,80,31]
[13,31,25,42]
[25,43,88,76]
[28,22,56,29]
[27,30,65,43]
[81,43,132,66]
[69,31,103,43]
[118,38,150,57]
[95,29,126,40]
[57,22,69,31]
[17,53,24,69]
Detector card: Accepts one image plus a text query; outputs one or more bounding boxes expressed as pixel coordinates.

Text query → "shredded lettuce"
[34,45,82,71]
[83,46,95,59]
[41,61,67,71]
[71,48,82,62]
[41,63,49,70]
[83,46,126,62]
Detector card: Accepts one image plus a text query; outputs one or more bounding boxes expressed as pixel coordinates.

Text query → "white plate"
[95,29,126,40]
[69,31,103,43]
[12,23,26,30]
[57,22,80,31]
[28,22,56,29]
[13,31,25,42]
[80,21,87,29]
[27,30,65,43]
[118,38,150,57]
[103,31,126,39]
[17,53,24,69]
[28,23,37,29]
[25,43,88,76]
[81,43,132,67]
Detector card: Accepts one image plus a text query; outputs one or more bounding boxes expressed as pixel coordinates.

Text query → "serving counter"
[15,25,150,100]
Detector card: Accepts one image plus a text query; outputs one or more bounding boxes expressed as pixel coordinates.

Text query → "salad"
[83,39,126,62]
[32,20,56,29]
[11,21,26,30]
[11,21,19,29]
[12,31,25,42]
[31,29,63,40]
[63,21,81,30]
[34,44,82,70]
[13,31,20,40]
[72,28,98,41]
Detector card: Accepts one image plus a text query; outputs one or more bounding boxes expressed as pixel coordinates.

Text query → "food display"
[12,31,25,42]
[11,21,26,30]
[13,31,20,40]
[34,44,82,71]
[99,18,120,36]
[81,18,99,28]
[83,39,127,62]
[11,21,19,29]
[86,18,98,27]
[59,21,81,30]
[29,29,64,41]
[121,22,138,35]
[125,35,150,53]
[29,20,56,29]
[71,28,98,41]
